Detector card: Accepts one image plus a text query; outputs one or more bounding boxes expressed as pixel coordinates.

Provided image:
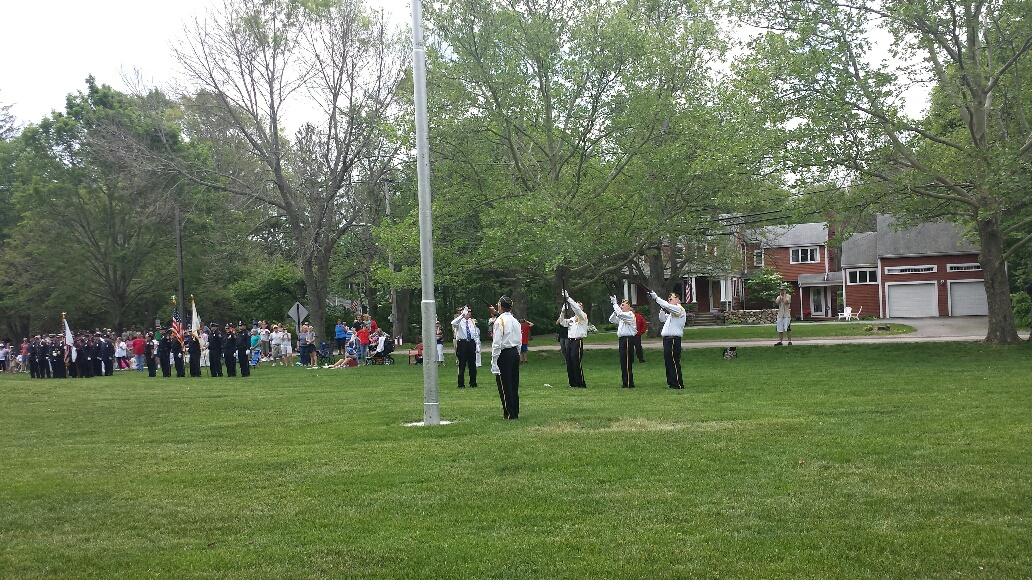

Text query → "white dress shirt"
[609,301,637,337]
[490,312,522,373]
[651,292,687,337]
[559,296,589,339]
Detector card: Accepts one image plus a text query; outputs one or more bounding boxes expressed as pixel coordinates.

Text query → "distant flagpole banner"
[191,295,201,339]
[62,312,74,346]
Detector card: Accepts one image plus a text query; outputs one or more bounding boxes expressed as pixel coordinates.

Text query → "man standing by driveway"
[775,286,793,346]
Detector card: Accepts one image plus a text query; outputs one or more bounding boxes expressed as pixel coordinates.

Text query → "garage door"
[886,283,938,317]
[950,281,988,316]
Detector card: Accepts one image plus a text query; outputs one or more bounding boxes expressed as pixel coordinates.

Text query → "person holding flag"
[171,297,186,377]
[62,313,76,379]
[188,296,203,377]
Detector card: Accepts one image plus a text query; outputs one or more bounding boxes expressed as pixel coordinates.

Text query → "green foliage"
[746,267,785,305]
[1011,292,1031,330]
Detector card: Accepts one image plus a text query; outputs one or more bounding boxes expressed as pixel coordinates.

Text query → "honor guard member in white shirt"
[609,296,637,389]
[451,306,480,388]
[490,295,522,419]
[650,290,687,389]
[559,291,589,388]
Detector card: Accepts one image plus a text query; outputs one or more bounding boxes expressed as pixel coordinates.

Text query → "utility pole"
[175,206,186,311]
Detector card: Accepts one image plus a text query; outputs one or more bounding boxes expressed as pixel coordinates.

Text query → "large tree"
[418,0,729,307]
[172,0,407,336]
[736,0,1032,343]
[10,78,183,330]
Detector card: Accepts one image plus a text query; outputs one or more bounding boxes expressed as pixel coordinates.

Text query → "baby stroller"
[365,334,395,365]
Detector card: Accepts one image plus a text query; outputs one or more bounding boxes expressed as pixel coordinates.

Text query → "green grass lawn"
[573,321,916,345]
[2,342,1030,578]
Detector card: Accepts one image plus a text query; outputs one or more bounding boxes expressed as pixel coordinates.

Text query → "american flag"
[171,306,184,344]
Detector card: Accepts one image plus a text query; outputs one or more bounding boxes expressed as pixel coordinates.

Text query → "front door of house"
[810,288,826,318]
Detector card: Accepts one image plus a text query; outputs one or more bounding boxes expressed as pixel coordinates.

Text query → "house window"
[885,265,937,274]
[847,269,878,284]
[947,263,982,272]
[753,250,764,267]
[790,247,819,264]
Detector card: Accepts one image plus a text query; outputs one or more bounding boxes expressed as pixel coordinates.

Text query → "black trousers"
[160,354,171,377]
[80,357,93,378]
[238,350,250,377]
[662,336,684,389]
[189,354,201,377]
[210,350,223,377]
[147,356,156,377]
[630,334,644,362]
[565,338,585,387]
[175,354,185,377]
[456,340,477,387]
[495,347,520,419]
[618,336,635,388]
[53,359,66,379]
[224,351,237,376]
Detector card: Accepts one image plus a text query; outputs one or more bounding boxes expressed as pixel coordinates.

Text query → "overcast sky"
[2,1,927,128]
[1,0,412,126]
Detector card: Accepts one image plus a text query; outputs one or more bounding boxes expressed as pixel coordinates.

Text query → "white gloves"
[462,306,469,315]
[561,290,569,299]
[491,363,500,375]
[610,295,618,305]
[649,290,658,298]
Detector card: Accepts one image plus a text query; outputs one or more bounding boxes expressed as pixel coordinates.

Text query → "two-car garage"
[885,281,988,317]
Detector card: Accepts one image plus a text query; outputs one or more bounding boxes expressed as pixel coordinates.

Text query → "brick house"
[840,216,987,318]
[744,222,840,318]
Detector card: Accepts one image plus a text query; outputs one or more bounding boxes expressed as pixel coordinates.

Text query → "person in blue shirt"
[334,319,348,355]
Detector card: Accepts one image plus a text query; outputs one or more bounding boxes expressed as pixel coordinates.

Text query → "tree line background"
[1,0,1030,343]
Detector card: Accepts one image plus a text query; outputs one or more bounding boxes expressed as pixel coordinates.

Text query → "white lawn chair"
[837,307,853,320]
[847,306,862,320]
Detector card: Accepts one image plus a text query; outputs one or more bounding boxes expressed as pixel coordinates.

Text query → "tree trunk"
[364,280,378,327]
[393,288,411,343]
[976,215,1020,344]
[646,244,672,338]
[512,278,527,319]
[303,255,330,350]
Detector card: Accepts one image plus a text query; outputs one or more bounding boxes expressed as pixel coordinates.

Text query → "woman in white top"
[114,338,128,370]
[280,328,293,366]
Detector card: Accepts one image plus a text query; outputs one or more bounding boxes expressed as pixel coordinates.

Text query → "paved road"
[526,316,1029,351]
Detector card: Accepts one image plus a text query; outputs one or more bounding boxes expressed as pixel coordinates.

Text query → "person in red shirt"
[356,325,371,362]
[632,308,648,363]
[518,318,534,364]
[132,334,146,371]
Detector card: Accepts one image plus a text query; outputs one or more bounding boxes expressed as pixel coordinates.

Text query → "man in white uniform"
[490,295,522,419]
[650,290,687,389]
[558,291,589,388]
